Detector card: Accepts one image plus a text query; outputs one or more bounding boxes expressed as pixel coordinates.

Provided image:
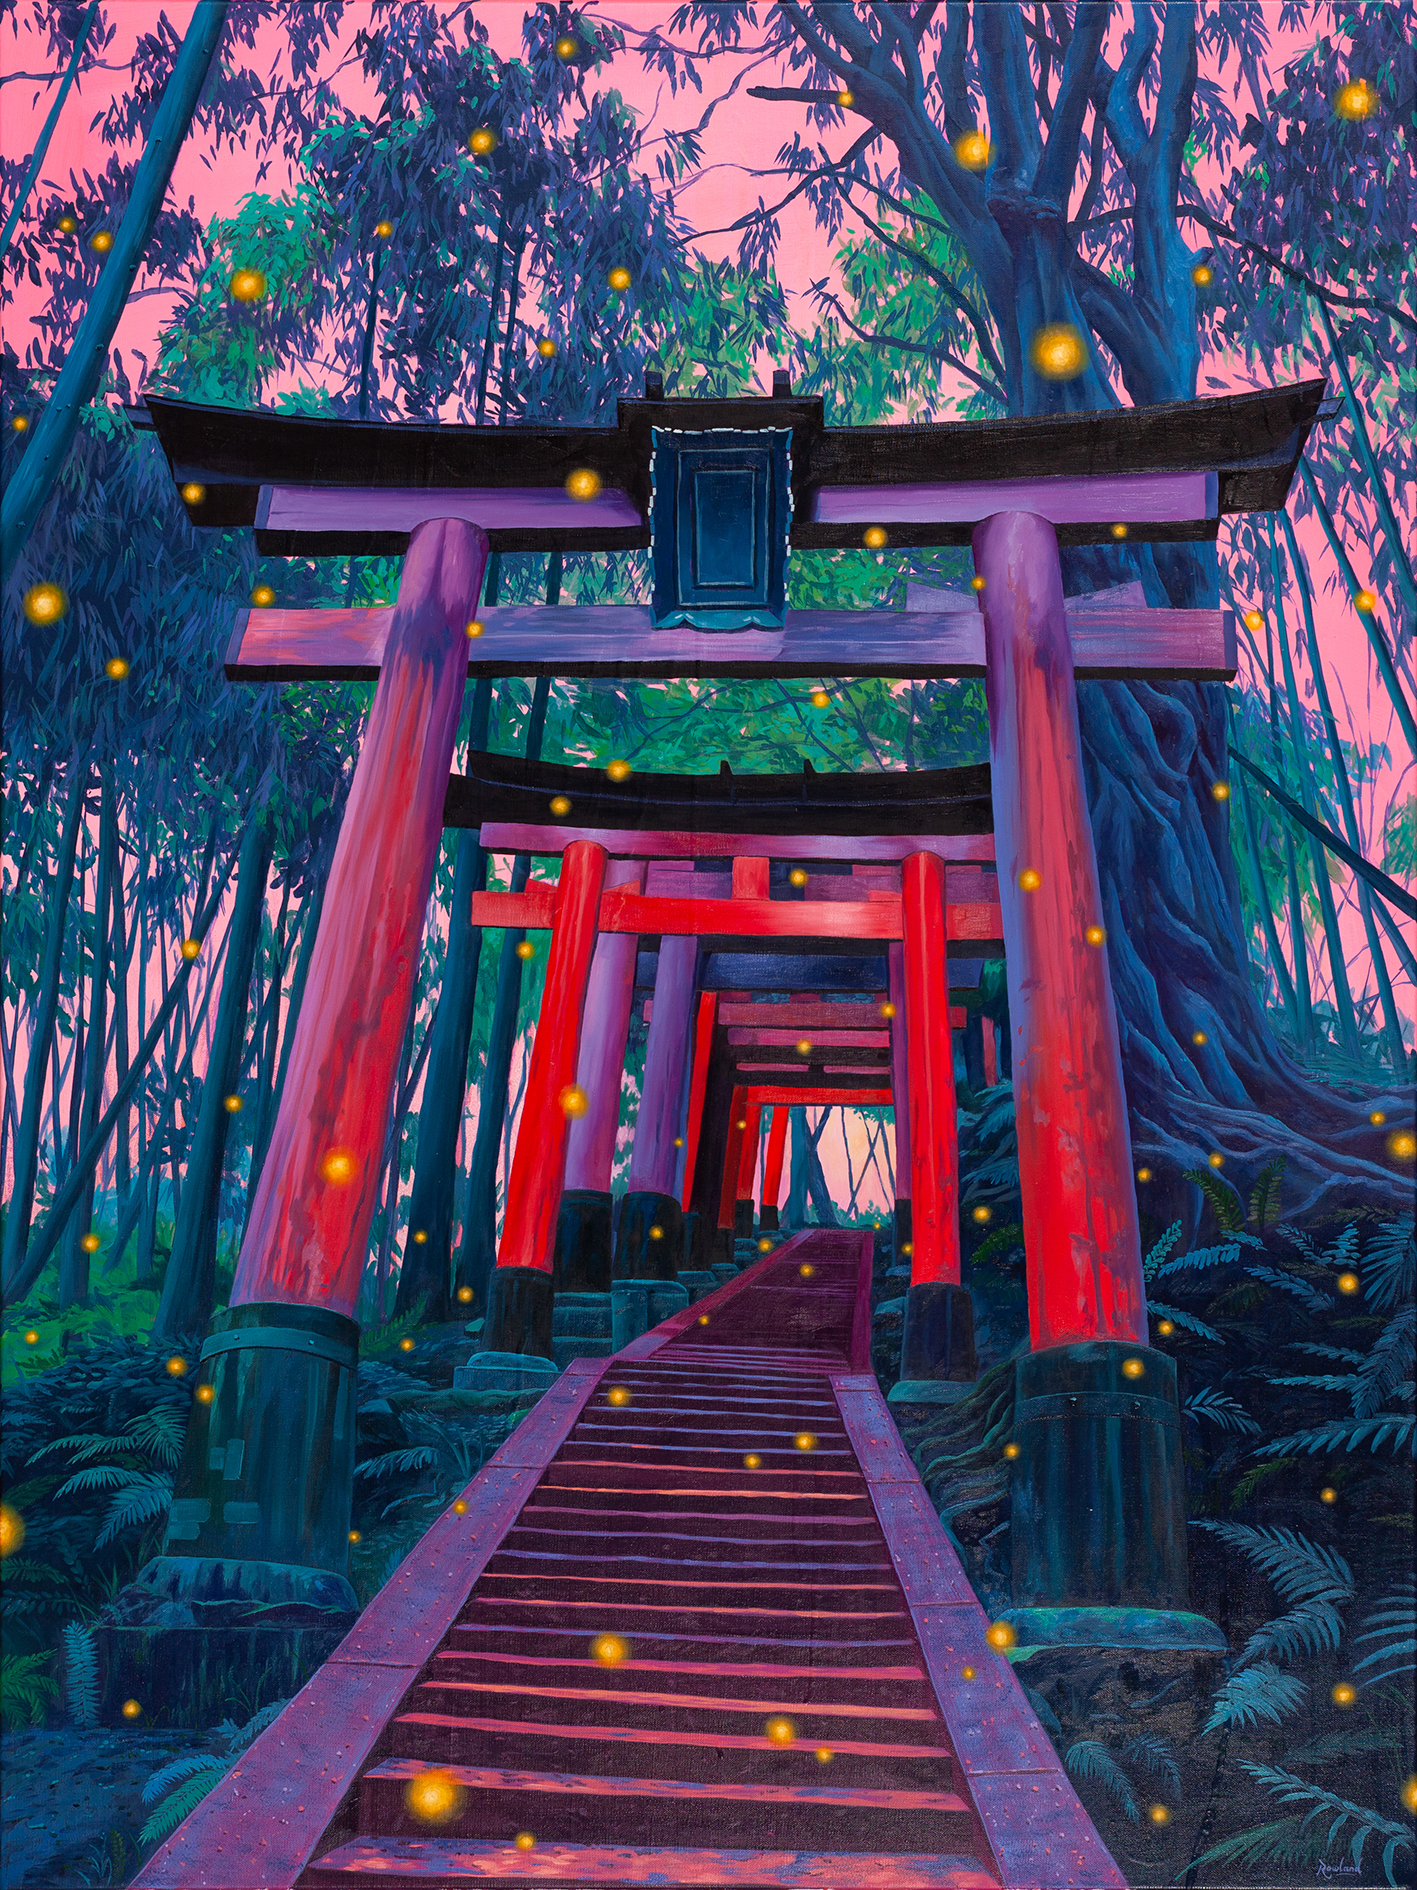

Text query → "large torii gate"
[138,375,1319,1661]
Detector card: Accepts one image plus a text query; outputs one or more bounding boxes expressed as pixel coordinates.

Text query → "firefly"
[412,1230,427,1244]
[1122,1357,1145,1380]
[1331,1682,1356,1707]
[1207,1151,1225,1169]
[1369,1111,1386,1126]
[228,268,267,302]
[796,1040,813,1056]
[457,1286,474,1304]
[453,1499,469,1515]
[514,1833,535,1851]
[970,575,986,592]
[608,266,631,292]
[196,1384,215,1405]
[837,90,854,108]
[1192,1030,1208,1046]
[1137,1168,1152,1182]
[57,215,77,234]
[223,1094,242,1113]
[811,690,831,707]
[349,1529,362,1543]
[592,1634,629,1665]
[607,1386,632,1406]
[698,1313,709,1325]
[1243,608,1264,631]
[250,584,275,606]
[399,1337,415,1352]
[1085,925,1106,945]
[744,1453,761,1468]
[1003,1442,1020,1460]
[566,468,601,501]
[516,942,535,959]
[961,1665,976,1680]
[1336,1270,1360,1295]
[789,868,808,887]
[1191,262,1213,286]
[986,1620,1017,1651]
[80,1232,101,1253]
[673,1137,684,1148]
[104,657,131,681]
[0,1504,26,1559]
[972,1205,991,1224]
[556,35,578,59]
[901,1241,913,1255]
[1211,781,1230,801]
[880,1001,896,1018]
[1334,79,1376,119]
[405,1770,465,1822]
[794,1431,816,1452]
[11,415,29,432]
[1353,589,1377,612]
[607,759,631,781]
[1387,1130,1415,1160]
[1149,1804,1171,1826]
[800,1263,815,1277]
[648,1226,663,1241]
[1111,523,1128,539]
[23,1330,39,1346]
[759,1238,772,1252]
[550,794,572,814]
[953,130,991,170]
[863,526,888,550]
[180,937,202,961]
[166,1356,187,1377]
[374,220,393,239]
[1402,1776,1417,1814]
[1320,1486,1337,1504]
[469,128,497,155]
[1030,323,1087,380]
[320,1147,357,1185]
[466,620,484,639]
[23,583,66,625]
[181,482,207,504]
[90,231,113,253]
[765,1716,796,1745]
[1017,868,1041,891]
[559,1084,589,1118]
[736,1119,747,1131]
[815,1745,834,1762]
[121,1699,142,1719]
[1157,1319,1175,1337]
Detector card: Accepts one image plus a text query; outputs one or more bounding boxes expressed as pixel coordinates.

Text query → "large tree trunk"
[59,768,116,1309]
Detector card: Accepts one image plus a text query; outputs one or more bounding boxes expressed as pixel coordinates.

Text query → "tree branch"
[810,284,1007,400]
[1033,0,1110,210]
[1178,203,1417,337]
[840,189,1008,384]
[974,3,1044,183]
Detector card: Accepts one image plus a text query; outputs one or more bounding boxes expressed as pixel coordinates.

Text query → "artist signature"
[1316,1863,1361,1879]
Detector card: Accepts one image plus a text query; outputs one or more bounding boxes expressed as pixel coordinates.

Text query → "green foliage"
[139,1698,289,1847]
[0,1648,59,1728]
[1063,1741,1139,1823]
[61,1620,98,1727]
[1182,1165,1246,1232]
[1183,1387,1260,1434]
[1142,1221,1183,1283]
[1202,1660,1309,1733]
[1234,1763,1414,1887]
[1177,1815,1326,1879]
[1249,1156,1286,1231]
[1353,1576,1415,1689]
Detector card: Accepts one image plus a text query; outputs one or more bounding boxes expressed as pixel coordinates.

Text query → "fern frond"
[1352,1305,1415,1419]
[1176,1816,1323,1879]
[1190,1522,1354,1604]
[1182,1165,1245,1231]
[61,1623,98,1729]
[1143,1220,1183,1282]
[1152,1242,1242,1282]
[975,1094,1015,1143]
[352,1446,439,1481]
[1353,1577,1416,1686]
[1265,1373,1358,1392]
[1239,1596,1347,1666]
[1122,1733,1180,1799]
[1361,1218,1415,1312]
[1249,1155,1286,1230]
[94,1471,174,1547]
[1203,1661,1308,1732]
[1244,1264,1331,1312]
[138,1766,229,1847]
[0,1650,59,1729]
[140,1752,227,1806]
[1183,1386,1261,1434]
[232,1698,289,1748]
[1262,1415,1416,1458]
[29,1431,127,1464]
[52,1464,133,1498]
[1063,1741,1139,1823]
[124,1407,186,1469]
[1287,1728,1408,1765]
[1286,1342,1365,1364]
[1147,1302,1222,1342]
[1236,1762,1414,1883]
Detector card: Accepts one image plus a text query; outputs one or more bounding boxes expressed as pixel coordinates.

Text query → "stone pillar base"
[1009,1340,1209,1617]
[993,1604,1226,1654]
[733,1199,755,1240]
[900,1280,976,1382]
[611,1278,691,1350]
[481,1265,555,1359]
[553,1188,613,1293]
[615,1191,682,1281]
[454,1351,559,1395]
[758,1203,779,1231]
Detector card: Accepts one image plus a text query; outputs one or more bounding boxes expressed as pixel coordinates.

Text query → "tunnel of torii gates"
[140,373,1320,1651]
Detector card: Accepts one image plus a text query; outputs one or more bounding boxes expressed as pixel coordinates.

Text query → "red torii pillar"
[163,518,489,1589]
[759,1104,789,1230]
[886,941,912,1259]
[715,1084,750,1261]
[732,1100,763,1240]
[975,510,1207,1647]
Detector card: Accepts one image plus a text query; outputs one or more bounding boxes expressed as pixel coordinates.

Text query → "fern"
[1203,1661,1308,1732]
[1238,1596,1347,1665]
[1147,1301,1222,1342]
[353,1446,439,1481]
[1143,1220,1182,1282]
[1286,1342,1365,1364]
[95,1470,176,1547]
[1182,1164,1245,1231]
[1287,1727,1409,1765]
[62,1622,99,1728]
[1249,1154,1285,1230]
[1353,1576,1415,1687]
[0,1650,59,1728]
[1353,1305,1415,1418]
[1183,1386,1261,1434]
[966,1222,1025,1269]
[137,1695,291,1847]
[53,1464,134,1498]
[1178,1815,1325,1879]
[1362,1218,1415,1312]
[139,1763,229,1846]
[1265,1372,1359,1392]
[1263,1414,1415,1457]
[141,1751,227,1807]
[1152,1241,1244,1282]
[1121,1733,1180,1799]
[1236,1762,1415,1886]
[1063,1741,1139,1822]
[1190,1522,1355,1605]
[1243,1264,1332,1312]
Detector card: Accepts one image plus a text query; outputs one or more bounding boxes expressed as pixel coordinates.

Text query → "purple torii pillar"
[616,935,698,1280]
[887,941,912,1260]
[552,859,645,1292]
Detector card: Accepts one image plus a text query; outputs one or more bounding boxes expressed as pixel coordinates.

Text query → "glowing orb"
[466,620,484,639]
[1149,1804,1171,1825]
[100,656,133,685]
[121,1699,142,1719]
[1207,1151,1225,1169]
[795,1041,813,1058]
[1335,1270,1360,1295]
[970,575,986,592]
[405,1769,465,1822]
[744,1453,761,1468]
[811,690,831,708]
[961,1665,976,1680]
[736,1119,747,1131]
[1320,1486,1337,1504]
[648,1226,663,1241]
[1157,1319,1175,1337]
[349,1529,362,1543]
[698,1313,709,1325]
[453,1499,469,1515]
[901,1241,913,1255]
[1387,1130,1415,1160]
[816,1745,834,1762]
[608,267,631,292]
[0,1504,25,1558]
[1211,781,1230,801]
[166,1356,187,1377]
[789,868,808,887]
[223,1094,242,1114]
[180,938,202,961]
[1334,79,1375,119]
[23,583,66,625]
[550,795,572,815]
[320,1147,357,1185]
[556,36,578,59]
[1369,1111,1386,1126]
[1243,608,1264,631]
[986,1620,1017,1650]
[837,90,854,108]
[247,586,276,610]
[607,759,631,780]
[23,1330,39,1345]
[863,526,888,550]
[970,1205,992,1225]
[58,216,77,233]
[80,1232,101,1253]
[90,231,113,253]
[516,941,535,960]
[537,338,558,358]
[1353,589,1377,612]
[374,219,393,238]
[1192,1030,1208,1046]
[559,1084,589,1119]
[880,1001,896,1018]
[673,1137,684,1148]
[606,1385,632,1406]
[514,1833,535,1851]
[1331,1681,1356,1706]
[196,1384,215,1405]
[953,131,991,170]
[469,128,497,155]
[1017,868,1041,891]
[800,1263,815,1277]
[765,1716,796,1745]
[1122,1357,1145,1380]
[566,468,601,501]
[1137,1168,1152,1182]
[1111,523,1128,539]
[11,415,29,432]
[399,1337,415,1352]
[759,1238,773,1252]
[592,1634,629,1665]
[1191,263,1213,286]
[1030,323,1087,380]
[1402,1775,1417,1814]
[1003,1442,1020,1460]
[457,1286,474,1303]
[794,1431,817,1452]
[1085,925,1106,946]
[228,268,266,302]
[411,1230,427,1246]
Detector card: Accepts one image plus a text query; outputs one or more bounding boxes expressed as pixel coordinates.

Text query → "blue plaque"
[650,428,791,629]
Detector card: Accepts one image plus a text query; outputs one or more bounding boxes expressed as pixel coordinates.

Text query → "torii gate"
[140,375,1319,1658]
